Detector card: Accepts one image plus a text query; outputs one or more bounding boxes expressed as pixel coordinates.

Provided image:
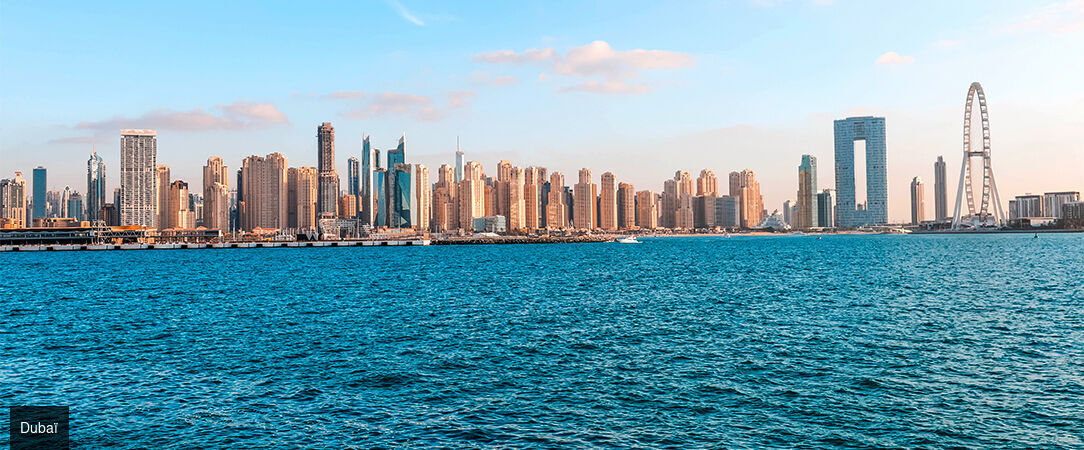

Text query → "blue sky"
[2,0,1082,221]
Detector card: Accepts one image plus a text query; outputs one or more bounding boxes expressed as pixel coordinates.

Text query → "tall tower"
[796,155,818,229]
[347,157,360,197]
[599,172,618,231]
[934,156,948,221]
[203,156,229,231]
[910,176,926,225]
[833,116,887,227]
[87,152,106,222]
[32,167,47,221]
[360,135,374,226]
[120,129,157,227]
[454,137,464,183]
[155,165,170,229]
[952,82,1006,229]
[573,168,595,230]
[316,122,339,218]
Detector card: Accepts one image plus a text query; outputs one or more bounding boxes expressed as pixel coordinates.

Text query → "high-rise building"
[506,167,525,231]
[0,172,27,227]
[375,168,387,227]
[316,122,339,218]
[61,186,73,218]
[87,152,106,222]
[120,130,158,227]
[414,164,430,231]
[495,160,513,219]
[240,153,289,230]
[454,138,464,183]
[458,161,486,230]
[546,172,567,229]
[599,172,618,231]
[339,195,357,219]
[617,182,635,230]
[1043,192,1081,219]
[573,168,596,230]
[782,200,794,227]
[817,189,835,228]
[203,156,229,231]
[834,116,888,227]
[32,166,47,221]
[696,169,718,196]
[155,165,170,229]
[294,167,318,230]
[910,177,926,224]
[934,156,948,221]
[524,167,543,230]
[360,135,375,226]
[734,169,762,228]
[391,163,413,228]
[796,155,818,229]
[168,180,193,229]
[432,164,457,232]
[347,157,360,198]
[716,195,740,228]
[1010,194,1043,219]
[635,190,657,229]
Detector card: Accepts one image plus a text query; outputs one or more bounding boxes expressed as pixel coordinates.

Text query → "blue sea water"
[2,234,1083,448]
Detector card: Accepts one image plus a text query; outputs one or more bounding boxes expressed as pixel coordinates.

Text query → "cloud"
[473,40,693,95]
[467,71,519,86]
[446,90,477,108]
[472,48,556,64]
[1006,0,1084,33]
[875,51,915,65]
[334,90,472,121]
[386,0,424,26]
[323,90,366,99]
[559,80,650,95]
[48,136,101,145]
[74,100,289,132]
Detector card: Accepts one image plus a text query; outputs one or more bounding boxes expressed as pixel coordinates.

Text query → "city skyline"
[1,1,1082,223]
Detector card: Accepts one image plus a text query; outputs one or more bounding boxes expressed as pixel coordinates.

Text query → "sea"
[3,234,1083,448]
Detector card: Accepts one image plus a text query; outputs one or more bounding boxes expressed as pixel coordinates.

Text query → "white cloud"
[467,71,519,86]
[386,0,424,26]
[75,100,288,132]
[559,80,650,95]
[471,48,556,64]
[1007,0,1084,33]
[335,90,473,121]
[876,51,915,65]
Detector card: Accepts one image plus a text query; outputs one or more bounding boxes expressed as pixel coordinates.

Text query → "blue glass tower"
[346,157,360,197]
[834,116,887,227]
[391,163,413,228]
[32,166,47,220]
[360,135,374,225]
[375,168,387,227]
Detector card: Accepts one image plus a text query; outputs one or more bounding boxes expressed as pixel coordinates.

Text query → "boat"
[616,236,641,244]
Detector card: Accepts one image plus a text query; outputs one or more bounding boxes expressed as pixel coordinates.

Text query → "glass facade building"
[32,166,47,220]
[833,116,887,227]
[391,163,413,228]
[87,153,106,222]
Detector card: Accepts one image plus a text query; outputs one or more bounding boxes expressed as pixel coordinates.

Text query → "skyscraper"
[0,172,27,227]
[432,164,457,232]
[294,167,318,230]
[796,154,818,229]
[203,156,229,231]
[168,180,192,229]
[599,172,618,231]
[87,152,106,222]
[454,138,464,183]
[240,153,288,230]
[934,156,948,221]
[735,169,762,228]
[910,176,926,224]
[573,168,596,230]
[120,129,157,227]
[834,116,888,227]
[635,190,657,229]
[617,182,635,230]
[817,189,835,228]
[524,167,543,230]
[414,164,430,231]
[496,160,513,218]
[390,163,413,228]
[155,165,170,230]
[696,169,718,196]
[347,157,360,197]
[316,122,339,218]
[507,167,525,230]
[782,200,794,227]
[32,166,46,221]
[375,168,387,227]
[360,135,375,226]
[458,161,486,230]
[546,172,567,229]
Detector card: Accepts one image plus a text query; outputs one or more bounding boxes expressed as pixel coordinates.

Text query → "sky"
[1,0,1082,222]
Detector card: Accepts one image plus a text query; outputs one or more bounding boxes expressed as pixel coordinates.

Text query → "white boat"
[616,236,640,244]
